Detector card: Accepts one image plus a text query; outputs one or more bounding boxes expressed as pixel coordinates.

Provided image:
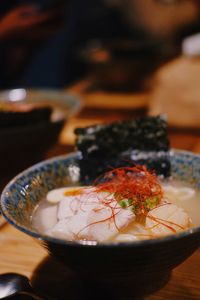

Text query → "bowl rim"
[0,88,82,133]
[1,149,200,248]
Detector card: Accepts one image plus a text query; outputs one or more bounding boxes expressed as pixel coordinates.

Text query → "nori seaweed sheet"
[75,116,171,182]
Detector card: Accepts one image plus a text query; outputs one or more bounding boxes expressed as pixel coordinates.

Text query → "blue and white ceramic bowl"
[1,150,200,296]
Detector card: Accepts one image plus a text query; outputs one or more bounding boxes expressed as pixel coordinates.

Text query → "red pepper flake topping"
[94,165,163,215]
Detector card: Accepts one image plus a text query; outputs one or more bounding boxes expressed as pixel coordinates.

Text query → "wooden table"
[0,84,200,300]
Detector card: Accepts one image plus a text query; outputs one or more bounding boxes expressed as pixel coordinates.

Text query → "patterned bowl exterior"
[1,150,200,296]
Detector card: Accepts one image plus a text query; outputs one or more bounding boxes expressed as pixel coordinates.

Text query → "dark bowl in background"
[1,150,200,298]
[80,38,177,92]
[0,89,81,189]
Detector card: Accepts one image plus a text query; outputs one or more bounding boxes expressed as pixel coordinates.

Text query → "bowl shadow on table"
[31,256,171,300]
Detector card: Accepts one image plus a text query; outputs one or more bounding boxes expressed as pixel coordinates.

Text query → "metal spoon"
[0,273,44,300]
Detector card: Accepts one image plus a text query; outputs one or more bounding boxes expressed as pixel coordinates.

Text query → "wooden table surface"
[0,83,200,300]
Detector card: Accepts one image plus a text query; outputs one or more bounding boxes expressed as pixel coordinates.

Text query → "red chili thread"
[72,165,186,239]
[146,214,178,233]
[76,208,122,238]
[95,165,163,215]
[147,214,185,231]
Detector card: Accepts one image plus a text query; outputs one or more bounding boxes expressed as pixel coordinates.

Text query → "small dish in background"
[0,89,81,189]
[149,56,200,129]
[79,38,174,92]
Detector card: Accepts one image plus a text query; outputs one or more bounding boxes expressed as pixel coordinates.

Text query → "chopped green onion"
[144,196,159,210]
[128,198,133,205]
[119,200,128,208]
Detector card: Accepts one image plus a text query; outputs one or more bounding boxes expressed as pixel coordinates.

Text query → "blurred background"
[1,1,200,292]
[0,0,200,89]
[0,0,200,187]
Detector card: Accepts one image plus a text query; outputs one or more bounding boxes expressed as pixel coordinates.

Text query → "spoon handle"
[21,291,57,300]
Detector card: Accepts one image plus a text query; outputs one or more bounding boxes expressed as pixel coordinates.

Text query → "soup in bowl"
[1,150,200,296]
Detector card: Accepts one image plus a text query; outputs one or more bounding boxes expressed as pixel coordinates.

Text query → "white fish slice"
[146,203,190,236]
[47,211,90,240]
[57,187,102,220]
[87,205,135,242]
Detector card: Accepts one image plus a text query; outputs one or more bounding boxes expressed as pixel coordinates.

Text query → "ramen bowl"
[1,150,200,297]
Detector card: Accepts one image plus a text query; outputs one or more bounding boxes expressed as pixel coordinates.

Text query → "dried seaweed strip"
[75,116,171,181]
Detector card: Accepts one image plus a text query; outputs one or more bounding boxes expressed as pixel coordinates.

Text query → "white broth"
[32,179,200,243]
